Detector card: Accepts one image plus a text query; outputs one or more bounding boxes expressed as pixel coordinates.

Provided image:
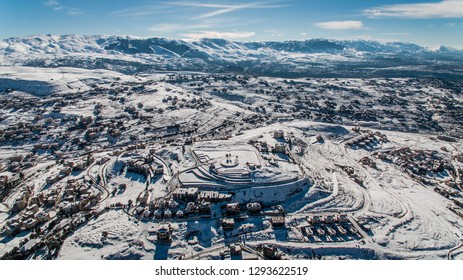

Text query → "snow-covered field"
[1,66,463,260]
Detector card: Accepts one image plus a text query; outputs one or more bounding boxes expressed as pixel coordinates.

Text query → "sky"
[1,0,462,48]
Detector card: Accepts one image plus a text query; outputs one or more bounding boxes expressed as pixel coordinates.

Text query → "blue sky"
[1,0,462,48]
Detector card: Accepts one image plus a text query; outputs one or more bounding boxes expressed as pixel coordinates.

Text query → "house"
[154,165,164,175]
[168,200,179,209]
[226,203,240,216]
[35,211,50,223]
[323,215,335,224]
[22,218,39,230]
[274,130,284,139]
[198,201,211,214]
[222,218,235,231]
[271,216,285,227]
[307,215,321,224]
[198,190,232,202]
[337,214,348,223]
[157,224,173,243]
[230,244,242,255]
[176,210,184,218]
[12,195,28,212]
[184,188,198,200]
[246,202,261,214]
[154,210,163,219]
[273,143,287,154]
[138,191,150,205]
[261,244,280,260]
[29,193,44,206]
[20,239,40,253]
[164,209,172,219]
[172,188,199,201]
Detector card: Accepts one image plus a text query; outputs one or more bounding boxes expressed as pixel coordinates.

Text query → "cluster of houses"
[3,153,39,174]
[359,156,377,169]
[45,168,72,185]
[373,147,451,176]
[12,186,34,212]
[136,198,209,220]
[307,213,349,224]
[4,186,50,236]
[161,95,212,111]
[302,214,361,242]
[126,160,152,178]
[2,178,102,237]
[2,208,51,236]
[57,179,101,215]
[336,164,364,186]
[258,243,283,260]
[172,187,231,203]
[346,129,388,149]
[64,155,94,171]
[1,121,43,142]
[250,130,289,158]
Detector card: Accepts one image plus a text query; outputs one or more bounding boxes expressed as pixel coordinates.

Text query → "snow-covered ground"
[1,66,463,260]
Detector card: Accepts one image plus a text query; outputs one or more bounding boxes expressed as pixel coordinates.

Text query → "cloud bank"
[315,21,364,30]
[364,0,463,19]
[181,31,255,39]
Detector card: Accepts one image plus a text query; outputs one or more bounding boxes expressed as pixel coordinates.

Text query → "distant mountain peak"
[1,34,463,79]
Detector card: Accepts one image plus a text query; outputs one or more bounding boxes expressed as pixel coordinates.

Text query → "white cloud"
[149,23,214,33]
[180,31,255,39]
[67,8,82,16]
[381,32,413,36]
[315,21,364,30]
[110,5,171,17]
[44,0,59,6]
[264,28,286,37]
[43,0,81,15]
[167,1,286,19]
[43,0,62,10]
[364,0,463,19]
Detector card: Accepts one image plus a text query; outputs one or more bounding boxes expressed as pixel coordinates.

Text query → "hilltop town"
[1,66,463,260]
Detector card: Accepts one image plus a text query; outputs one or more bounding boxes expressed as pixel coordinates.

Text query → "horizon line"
[1,33,461,50]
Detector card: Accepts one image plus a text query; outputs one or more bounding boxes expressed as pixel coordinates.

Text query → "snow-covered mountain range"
[2,34,463,78]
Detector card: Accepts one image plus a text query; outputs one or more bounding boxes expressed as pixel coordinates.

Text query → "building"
[157,224,173,242]
[274,130,284,139]
[164,209,172,219]
[307,215,321,224]
[222,218,235,231]
[246,202,261,214]
[127,161,151,177]
[337,214,348,223]
[230,244,242,255]
[261,244,280,260]
[29,193,44,206]
[323,215,335,224]
[185,202,196,212]
[168,200,179,209]
[12,195,28,212]
[198,190,232,202]
[198,201,211,214]
[138,191,150,205]
[176,210,184,218]
[154,210,163,219]
[271,216,285,227]
[172,188,199,201]
[273,143,287,154]
[226,203,240,216]
[154,165,164,175]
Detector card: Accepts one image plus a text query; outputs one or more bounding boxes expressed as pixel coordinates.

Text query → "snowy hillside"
[2,35,463,78]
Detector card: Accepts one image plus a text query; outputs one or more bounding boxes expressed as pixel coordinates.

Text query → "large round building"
[177,140,308,205]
